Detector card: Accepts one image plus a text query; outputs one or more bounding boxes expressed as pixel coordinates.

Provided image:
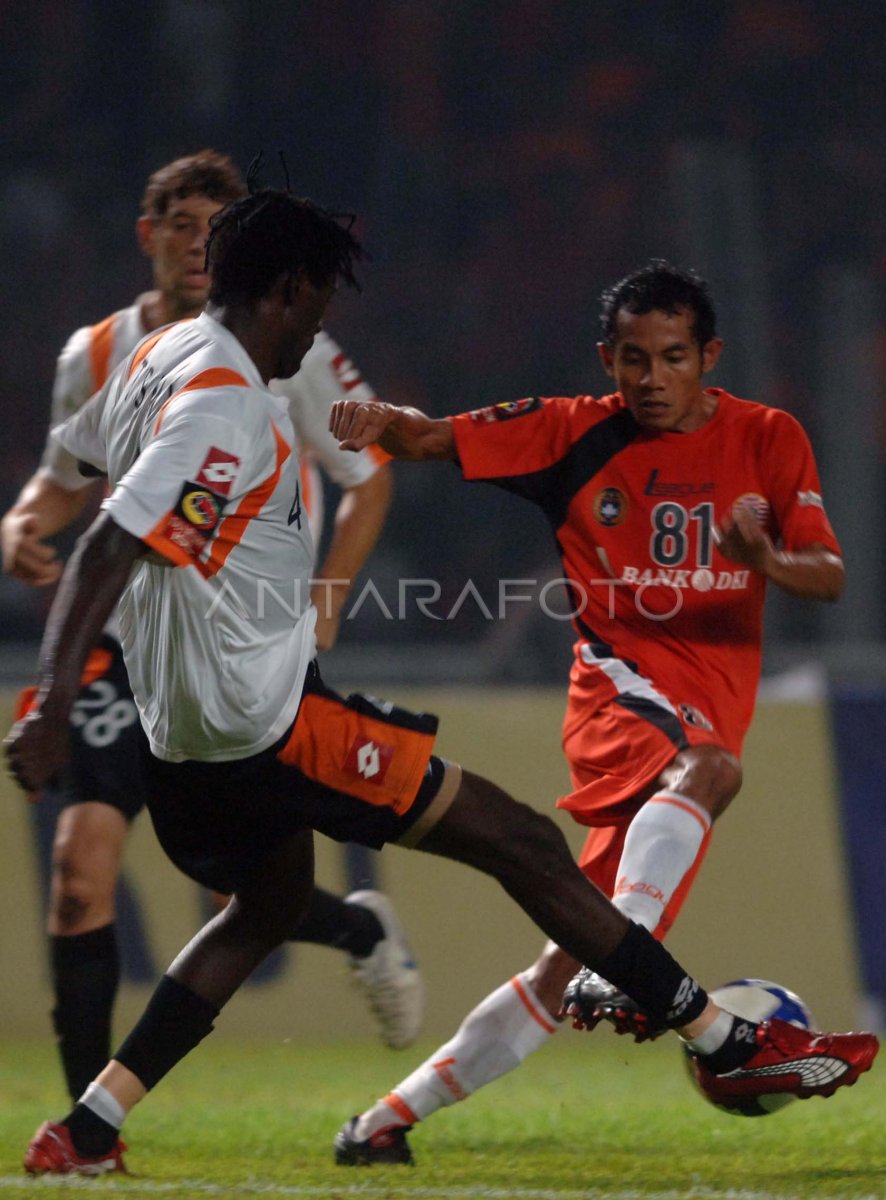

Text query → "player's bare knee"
[662,744,742,819]
[50,854,114,930]
[702,747,742,815]
[52,877,104,931]
[500,806,572,886]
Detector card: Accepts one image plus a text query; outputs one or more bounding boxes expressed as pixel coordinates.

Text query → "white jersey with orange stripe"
[53,312,317,765]
[42,299,152,486]
[269,330,387,543]
[44,307,383,550]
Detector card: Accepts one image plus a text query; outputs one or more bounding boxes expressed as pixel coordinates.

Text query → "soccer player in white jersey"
[6,188,876,1178]
[0,151,417,1111]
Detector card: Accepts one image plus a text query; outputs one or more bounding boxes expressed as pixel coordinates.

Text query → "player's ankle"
[683,1012,760,1074]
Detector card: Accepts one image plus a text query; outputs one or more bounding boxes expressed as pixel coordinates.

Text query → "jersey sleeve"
[763,411,841,555]
[103,399,253,568]
[39,326,101,489]
[272,332,388,488]
[450,396,600,487]
[48,364,120,485]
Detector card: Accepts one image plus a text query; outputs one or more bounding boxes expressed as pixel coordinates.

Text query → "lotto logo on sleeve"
[345,734,395,784]
[196,447,241,497]
[331,352,364,393]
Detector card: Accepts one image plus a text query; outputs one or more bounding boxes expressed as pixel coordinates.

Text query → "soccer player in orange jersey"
[8,211,874,1179]
[0,152,416,1117]
[328,261,849,1165]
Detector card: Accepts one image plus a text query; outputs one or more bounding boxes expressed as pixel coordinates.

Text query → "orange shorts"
[558,645,724,935]
[144,662,454,894]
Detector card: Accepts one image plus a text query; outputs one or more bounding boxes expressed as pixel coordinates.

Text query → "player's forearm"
[6,470,93,539]
[33,512,144,717]
[377,408,456,461]
[766,547,844,601]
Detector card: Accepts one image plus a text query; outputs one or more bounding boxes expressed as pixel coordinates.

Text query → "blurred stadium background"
[1,2,884,1044]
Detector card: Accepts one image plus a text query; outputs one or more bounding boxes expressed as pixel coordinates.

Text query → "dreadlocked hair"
[599,259,717,348]
[141,149,246,219]
[205,189,364,306]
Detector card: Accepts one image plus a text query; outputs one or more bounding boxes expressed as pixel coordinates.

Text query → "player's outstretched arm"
[330,399,456,461]
[4,511,145,793]
[1,471,95,586]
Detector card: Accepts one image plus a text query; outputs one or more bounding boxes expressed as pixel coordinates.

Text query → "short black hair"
[141,149,246,219]
[599,260,717,348]
[205,189,364,305]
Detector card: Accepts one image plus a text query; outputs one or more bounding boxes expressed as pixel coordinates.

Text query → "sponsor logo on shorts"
[678,703,714,732]
[345,734,394,783]
[196,447,241,497]
[592,487,627,526]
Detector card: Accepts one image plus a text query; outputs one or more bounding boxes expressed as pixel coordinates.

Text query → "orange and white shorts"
[144,662,457,894]
[558,643,728,933]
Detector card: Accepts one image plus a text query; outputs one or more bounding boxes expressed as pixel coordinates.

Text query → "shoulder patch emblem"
[469,397,542,424]
[158,482,223,558]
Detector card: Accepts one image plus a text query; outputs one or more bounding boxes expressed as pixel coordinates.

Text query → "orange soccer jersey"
[451,389,840,813]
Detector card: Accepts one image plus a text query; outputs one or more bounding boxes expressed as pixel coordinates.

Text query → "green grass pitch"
[0,1033,883,1199]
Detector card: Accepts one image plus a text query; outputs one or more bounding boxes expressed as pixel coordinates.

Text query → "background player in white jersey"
[6,188,876,1178]
[0,151,415,1108]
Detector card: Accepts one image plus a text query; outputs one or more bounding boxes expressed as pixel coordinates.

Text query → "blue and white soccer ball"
[683,978,815,1117]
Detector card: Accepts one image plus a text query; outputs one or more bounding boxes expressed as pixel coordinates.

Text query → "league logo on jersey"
[468,397,541,424]
[158,483,223,558]
[592,487,628,527]
[196,447,241,497]
[732,493,770,525]
[180,488,222,530]
[488,397,542,422]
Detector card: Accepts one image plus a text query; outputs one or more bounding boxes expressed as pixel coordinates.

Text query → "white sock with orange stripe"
[352,972,556,1140]
[612,790,711,932]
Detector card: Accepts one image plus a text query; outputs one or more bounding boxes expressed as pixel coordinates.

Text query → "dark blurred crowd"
[2,1,884,655]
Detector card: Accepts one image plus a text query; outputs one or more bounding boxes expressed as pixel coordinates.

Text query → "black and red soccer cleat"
[689,1017,879,1111]
[334,1117,414,1166]
[561,968,668,1042]
[23,1121,128,1176]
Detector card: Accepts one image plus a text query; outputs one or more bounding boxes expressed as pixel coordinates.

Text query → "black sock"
[594,921,709,1028]
[114,975,219,1091]
[50,925,120,1102]
[63,1103,119,1157]
[696,1016,761,1073]
[289,888,384,958]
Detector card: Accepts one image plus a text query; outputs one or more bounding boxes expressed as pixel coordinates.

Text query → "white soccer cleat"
[346,890,424,1049]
